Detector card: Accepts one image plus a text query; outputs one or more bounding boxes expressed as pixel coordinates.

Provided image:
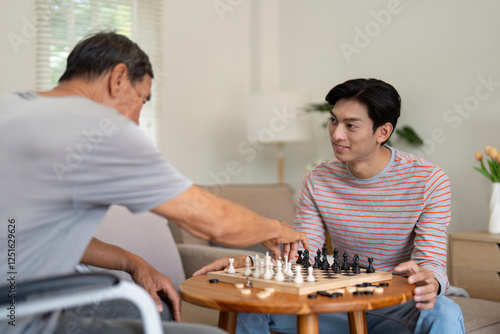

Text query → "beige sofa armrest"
[177,244,265,278]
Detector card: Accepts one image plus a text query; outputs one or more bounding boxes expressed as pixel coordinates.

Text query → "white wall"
[0,2,34,94]
[2,1,499,234]
[275,0,500,234]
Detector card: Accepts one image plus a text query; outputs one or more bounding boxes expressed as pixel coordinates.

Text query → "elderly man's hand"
[261,221,309,260]
[128,257,182,321]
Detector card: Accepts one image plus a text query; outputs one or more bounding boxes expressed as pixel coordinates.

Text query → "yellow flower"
[474,144,500,182]
[490,147,499,159]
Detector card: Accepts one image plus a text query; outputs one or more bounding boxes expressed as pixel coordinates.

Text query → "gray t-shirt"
[0,92,193,333]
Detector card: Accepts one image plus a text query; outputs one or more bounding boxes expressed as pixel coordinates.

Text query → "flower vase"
[489,183,500,234]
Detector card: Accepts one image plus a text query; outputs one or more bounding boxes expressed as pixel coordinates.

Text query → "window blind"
[34,0,163,144]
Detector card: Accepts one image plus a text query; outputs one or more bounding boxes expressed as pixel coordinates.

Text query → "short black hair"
[325,78,401,144]
[59,31,153,84]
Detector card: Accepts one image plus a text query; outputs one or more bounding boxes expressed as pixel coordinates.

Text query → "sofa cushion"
[449,296,500,333]
[168,183,297,254]
[90,205,186,289]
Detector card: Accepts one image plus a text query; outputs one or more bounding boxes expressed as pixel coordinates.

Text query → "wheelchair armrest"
[0,273,119,305]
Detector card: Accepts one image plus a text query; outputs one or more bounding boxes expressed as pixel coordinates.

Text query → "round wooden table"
[179,274,415,334]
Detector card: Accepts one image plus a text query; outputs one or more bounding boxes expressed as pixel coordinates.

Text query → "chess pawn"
[366,257,375,274]
[253,255,261,278]
[296,250,303,264]
[274,258,281,273]
[263,255,274,280]
[253,254,260,268]
[244,256,253,276]
[286,260,294,277]
[274,260,285,282]
[307,266,315,282]
[227,258,236,274]
[275,257,282,273]
[341,252,349,271]
[293,265,303,284]
[321,254,330,270]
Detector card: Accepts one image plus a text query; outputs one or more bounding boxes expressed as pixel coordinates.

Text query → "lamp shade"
[247,92,310,144]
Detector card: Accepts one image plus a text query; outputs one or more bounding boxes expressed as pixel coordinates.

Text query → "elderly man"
[0,32,308,334]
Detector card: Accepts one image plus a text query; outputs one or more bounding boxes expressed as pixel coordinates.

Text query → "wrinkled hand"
[394,260,440,310]
[128,257,181,321]
[262,221,309,260]
[192,255,248,276]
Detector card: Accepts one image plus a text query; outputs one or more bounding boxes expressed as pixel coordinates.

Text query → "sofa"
[92,184,500,333]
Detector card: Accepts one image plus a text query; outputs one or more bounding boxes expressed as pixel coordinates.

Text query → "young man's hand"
[394,260,440,310]
[192,255,248,276]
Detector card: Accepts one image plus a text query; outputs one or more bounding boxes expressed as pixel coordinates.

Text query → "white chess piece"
[307,266,315,282]
[286,259,294,277]
[263,253,274,280]
[274,260,285,282]
[227,257,236,274]
[275,257,282,273]
[244,256,252,277]
[253,255,261,278]
[293,265,303,284]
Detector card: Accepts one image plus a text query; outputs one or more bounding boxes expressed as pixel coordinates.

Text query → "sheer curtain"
[33,0,163,144]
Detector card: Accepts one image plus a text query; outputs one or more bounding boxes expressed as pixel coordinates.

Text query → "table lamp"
[247,92,310,183]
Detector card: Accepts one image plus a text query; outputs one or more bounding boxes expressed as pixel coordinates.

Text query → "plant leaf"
[488,158,500,182]
[474,166,493,181]
[305,102,332,113]
[395,126,424,145]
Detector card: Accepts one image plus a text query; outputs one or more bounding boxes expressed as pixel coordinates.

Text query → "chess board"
[207,266,392,295]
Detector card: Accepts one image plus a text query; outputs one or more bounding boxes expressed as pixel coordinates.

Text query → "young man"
[196,79,464,333]
[0,32,308,334]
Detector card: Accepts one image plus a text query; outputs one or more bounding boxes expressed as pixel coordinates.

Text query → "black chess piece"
[333,259,341,274]
[316,249,322,267]
[321,257,329,270]
[366,257,375,273]
[302,249,310,268]
[341,252,349,271]
[352,254,360,274]
[321,244,329,270]
[296,250,303,264]
[313,255,320,269]
[332,248,340,274]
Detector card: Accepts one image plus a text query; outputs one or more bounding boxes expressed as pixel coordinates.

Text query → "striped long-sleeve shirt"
[294,147,451,294]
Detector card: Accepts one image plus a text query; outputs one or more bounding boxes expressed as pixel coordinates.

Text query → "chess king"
[195,78,464,334]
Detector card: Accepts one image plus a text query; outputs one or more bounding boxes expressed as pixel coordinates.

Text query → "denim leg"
[366,300,419,334]
[237,312,350,334]
[414,296,464,334]
[236,313,273,334]
[236,296,464,334]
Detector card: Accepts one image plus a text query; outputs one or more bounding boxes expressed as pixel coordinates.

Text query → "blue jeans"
[236,295,464,334]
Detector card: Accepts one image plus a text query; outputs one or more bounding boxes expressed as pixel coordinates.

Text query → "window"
[34,0,163,144]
